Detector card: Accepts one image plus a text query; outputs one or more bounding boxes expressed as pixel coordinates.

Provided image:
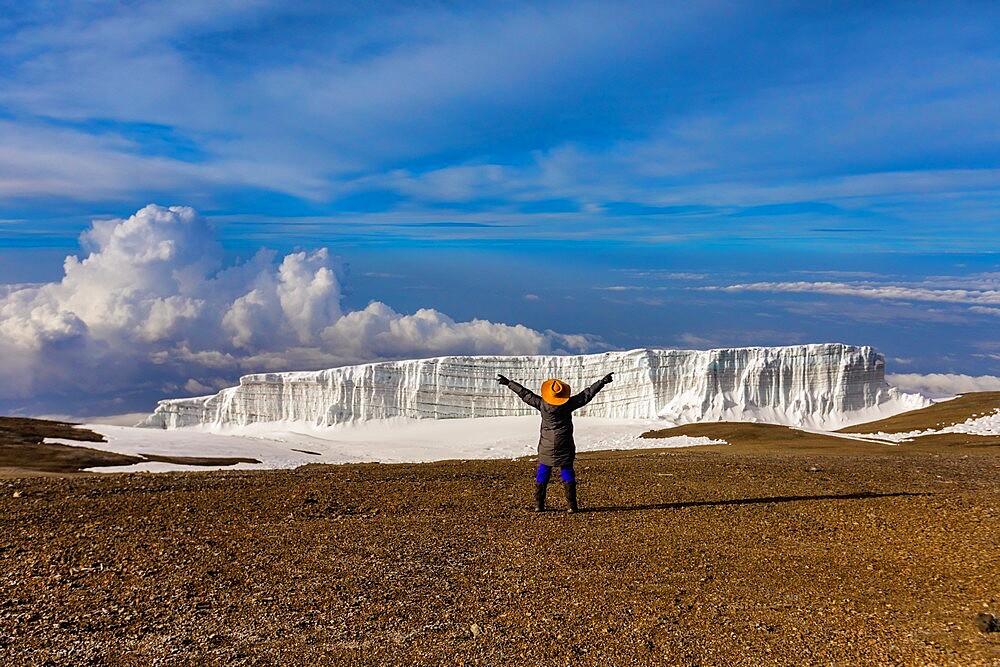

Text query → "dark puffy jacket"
[506,378,610,467]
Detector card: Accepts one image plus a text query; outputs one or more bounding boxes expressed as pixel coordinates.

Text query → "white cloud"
[656,272,709,281]
[702,281,1000,305]
[887,372,1000,398]
[183,379,215,394]
[676,333,716,348]
[0,205,600,413]
[791,270,888,279]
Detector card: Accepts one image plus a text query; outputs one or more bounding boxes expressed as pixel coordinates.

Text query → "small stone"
[12,491,22,498]
[975,612,998,633]
[470,623,482,638]
[807,466,823,473]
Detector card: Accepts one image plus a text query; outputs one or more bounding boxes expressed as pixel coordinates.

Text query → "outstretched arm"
[567,372,614,410]
[498,374,542,410]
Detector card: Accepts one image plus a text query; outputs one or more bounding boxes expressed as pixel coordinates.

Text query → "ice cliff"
[140,344,928,431]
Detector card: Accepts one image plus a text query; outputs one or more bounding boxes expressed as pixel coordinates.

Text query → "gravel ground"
[2,445,999,666]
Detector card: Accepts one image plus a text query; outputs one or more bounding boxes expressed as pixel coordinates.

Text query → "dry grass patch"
[0,416,142,474]
[0,417,260,474]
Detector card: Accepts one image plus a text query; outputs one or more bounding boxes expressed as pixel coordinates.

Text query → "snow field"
[46,417,726,473]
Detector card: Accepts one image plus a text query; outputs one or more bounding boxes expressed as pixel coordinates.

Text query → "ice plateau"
[140,344,928,431]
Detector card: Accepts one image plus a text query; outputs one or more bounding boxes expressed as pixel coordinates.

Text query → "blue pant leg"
[560,467,576,483]
[536,463,552,483]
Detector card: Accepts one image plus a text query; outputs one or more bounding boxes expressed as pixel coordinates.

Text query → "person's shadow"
[582,491,929,513]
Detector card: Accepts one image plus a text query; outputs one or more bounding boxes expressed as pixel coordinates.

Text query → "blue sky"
[1,1,999,415]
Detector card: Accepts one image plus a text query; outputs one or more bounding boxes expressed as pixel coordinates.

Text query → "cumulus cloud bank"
[0,205,598,414]
[887,373,1000,398]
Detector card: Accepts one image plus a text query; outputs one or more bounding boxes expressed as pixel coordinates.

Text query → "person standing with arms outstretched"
[497,372,614,513]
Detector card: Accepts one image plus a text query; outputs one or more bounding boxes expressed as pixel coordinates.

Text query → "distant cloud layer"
[704,281,1000,306]
[0,205,596,414]
[887,373,1000,398]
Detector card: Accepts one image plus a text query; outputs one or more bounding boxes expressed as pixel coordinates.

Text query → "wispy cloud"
[701,281,1000,306]
[676,333,716,348]
[0,2,997,249]
[674,329,808,349]
[615,270,711,281]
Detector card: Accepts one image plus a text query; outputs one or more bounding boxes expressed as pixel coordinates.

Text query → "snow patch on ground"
[863,408,1000,442]
[794,427,902,446]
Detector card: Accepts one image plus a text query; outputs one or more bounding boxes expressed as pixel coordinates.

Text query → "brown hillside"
[640,422,885,455]
[642,393,1000,453]
[643,421,1000,453]
[841,392,1000,434]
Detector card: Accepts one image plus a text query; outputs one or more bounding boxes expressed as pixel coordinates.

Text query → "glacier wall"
[140,344,928,430]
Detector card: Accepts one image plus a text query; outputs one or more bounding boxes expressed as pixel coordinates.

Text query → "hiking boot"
[534,482,547,512]
[563,481,578,513]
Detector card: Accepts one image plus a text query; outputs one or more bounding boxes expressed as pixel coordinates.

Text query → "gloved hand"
[602,372,614,385]
[497,374,510,386]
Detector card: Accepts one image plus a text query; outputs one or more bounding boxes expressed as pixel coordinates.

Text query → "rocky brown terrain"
[1,398,999,665]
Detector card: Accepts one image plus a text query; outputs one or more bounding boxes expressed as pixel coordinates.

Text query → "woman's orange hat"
[541,378,571,405]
